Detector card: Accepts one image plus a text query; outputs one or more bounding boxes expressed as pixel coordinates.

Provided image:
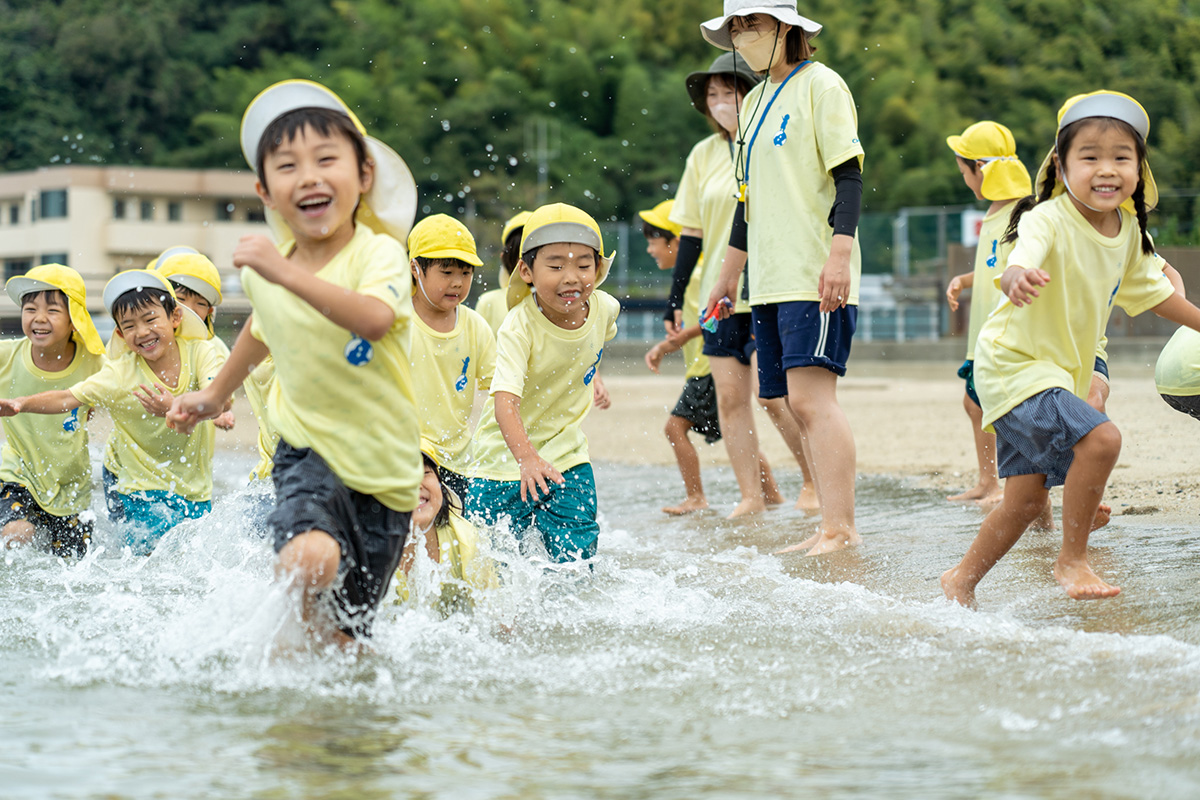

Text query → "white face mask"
[732,27,782,72]
[709,102,738,135]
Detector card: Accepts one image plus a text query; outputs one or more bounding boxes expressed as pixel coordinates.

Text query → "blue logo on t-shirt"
[455,357,470,391]
[986,238,999,268]
[774,114,791,147]
[1109,279,1121,308]
[344,336,374,366]
[62,408,80,433]
[584,349,603,386]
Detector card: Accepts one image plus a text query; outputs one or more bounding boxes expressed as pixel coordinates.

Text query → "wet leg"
[710,356,768,518]
[276,530,355,647]
[1055,421,1122,600]
[663,415,708,514]
[948,392,1003,504]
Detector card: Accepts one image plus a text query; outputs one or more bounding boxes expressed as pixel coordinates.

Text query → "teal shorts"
[103,468,211,555]
[466,463,598,563]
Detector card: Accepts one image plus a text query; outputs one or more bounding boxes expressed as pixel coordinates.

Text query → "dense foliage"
[5,0,1200,238]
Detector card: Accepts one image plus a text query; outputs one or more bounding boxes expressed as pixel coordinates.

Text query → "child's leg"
[276,529,353,646]
[947,392,1003,504]
[709,355,770,517]
[1,520,35,547]
[663,415,707,514]
[941,473,1050,607]
[779,366,859,555]
[1054,420,1122,599]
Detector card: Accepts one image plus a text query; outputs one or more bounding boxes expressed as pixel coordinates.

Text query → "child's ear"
[254,179,275,210]
[170,306,183,330]
[359,157,375,194]
[516,258,534,284]
[113,325,126,342]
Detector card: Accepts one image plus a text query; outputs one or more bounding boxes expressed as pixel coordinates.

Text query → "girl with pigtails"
[942,91,1200,608]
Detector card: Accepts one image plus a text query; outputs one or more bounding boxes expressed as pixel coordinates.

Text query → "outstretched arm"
[168,319,269,434]
[1151,291,1200,332]
[234,235,396,341]
[494,391,563,502]
[0,390,83,417]
[1000,264,1050,307]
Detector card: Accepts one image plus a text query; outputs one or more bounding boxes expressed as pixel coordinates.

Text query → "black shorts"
[701,312,755,366]
[671,374,722,443]
[1161,393,1200,421]
[269,440,411,638]
[0,482,92,558]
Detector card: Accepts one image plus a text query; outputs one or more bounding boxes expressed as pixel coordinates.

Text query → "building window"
[4,259,32,281]
[30,197,37,222]
[215,200,235,221]
[140,200,154,221]
[113,198,127,219]
[8,205,17,225]
[168,201,182,222]
[40,253,68,267]
[39,190,68,219]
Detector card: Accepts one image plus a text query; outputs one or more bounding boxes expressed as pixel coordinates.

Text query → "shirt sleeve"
[603,293,621,342]
[192,338,227,386]
[489,311,533,398]
[670,147,705,230]
[474,316,497,393]
[1005,207,1055,283]
[1115,250,1175,317]
[68,357,127,408]
[812,74,864,173]
[356,235,413,327]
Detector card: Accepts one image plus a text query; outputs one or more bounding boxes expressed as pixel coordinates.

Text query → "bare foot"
[728,499,766,519]
[774,531,820,554]
[805,528,861,556]
[663,496,709,515]
[1054,558,1121,600]
[1090,504,1112,532]
[947,482,1001,503]
[977,488,1004,510]
[763,487,786,506]
[940,566,977,608]
[794,484,820,514]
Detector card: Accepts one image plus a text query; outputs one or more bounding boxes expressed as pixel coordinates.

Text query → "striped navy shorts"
[992,388,1109,488]
[752,301,857,398]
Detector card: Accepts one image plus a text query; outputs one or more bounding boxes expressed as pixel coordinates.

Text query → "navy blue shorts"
[701,312,755,366]
[1094,356,1109,381]
[992,388,1109,488]
[753,301,857,399]
[958,359,981,408]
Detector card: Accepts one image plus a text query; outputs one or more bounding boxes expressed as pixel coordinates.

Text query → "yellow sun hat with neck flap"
[946,121,1032,202]
[1034,90,1157,213]
[637,199,683,238]
[506,203,614,310]
[5,264,105,355]
[240,79,418,244]
[498,210,533,289]
[102,269,209,356]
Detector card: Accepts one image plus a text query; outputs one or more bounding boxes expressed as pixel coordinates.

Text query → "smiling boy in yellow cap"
[0,269,226,555]
[167,79,420,645]
[0,265,106,555]
[407,214,496,499]
[465,203,620,564]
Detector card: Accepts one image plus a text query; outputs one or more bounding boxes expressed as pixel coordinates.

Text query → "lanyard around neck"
[743,61,810,187]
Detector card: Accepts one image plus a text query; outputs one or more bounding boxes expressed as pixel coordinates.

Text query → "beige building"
[0,165,268,327]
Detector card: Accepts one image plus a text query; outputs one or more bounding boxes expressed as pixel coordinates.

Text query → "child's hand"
[133,383,174,417]
[213,410,236,431]
[167,388,225,434]
[233,235,290,284]
[645,342,667,374]
[1003,267,1050,307]
[592,375,611,410]
[946,275,965,311]
[0,398,21,417]
[518,455,564,502]
[665,327,691,348]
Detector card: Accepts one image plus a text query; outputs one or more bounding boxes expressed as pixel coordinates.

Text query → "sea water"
[2,454,1199,799]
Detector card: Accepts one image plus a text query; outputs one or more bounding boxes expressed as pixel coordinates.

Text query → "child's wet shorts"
[0,482,92,558]
[672,374,722,443]
[102,468,210,556]
[269,439,410,638]
[958,359,981,408]
[440,468,470,506]
[992,388,1109,488]
[1161,393,1200,421]
[701,312,756,366]
[466,464,598,564]
[753,301,857,398]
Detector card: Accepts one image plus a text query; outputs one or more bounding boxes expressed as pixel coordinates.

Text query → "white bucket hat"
[240,80,418,244]
[700,1,822,51]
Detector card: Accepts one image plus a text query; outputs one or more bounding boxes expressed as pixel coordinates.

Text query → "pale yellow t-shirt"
[965,204,1018,361]
[975,194,1174,428]
[670,133,750,314]
[393,510,497,607]
[474,287,509,336]
[411,305,496,476]
[70,337,225,501]
[0,340,104,516]
[740,62,865,306]
[242,356,278,480]
[1155,327,1200,397]
[470,290,621,479]
[681,266,711,380]
[243,223,421,512]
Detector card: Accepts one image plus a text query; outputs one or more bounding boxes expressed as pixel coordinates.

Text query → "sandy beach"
[582,359,1200,523]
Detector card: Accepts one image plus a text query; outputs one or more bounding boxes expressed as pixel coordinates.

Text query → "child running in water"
[466,203,620,564]
[169,79,421,644]
[943,122,1031,506]
[0,265,105,555]
[942,91,1200,606]
[641,199,722,514]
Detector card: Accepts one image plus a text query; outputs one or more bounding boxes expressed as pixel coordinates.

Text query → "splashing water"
[3,455,1200,797]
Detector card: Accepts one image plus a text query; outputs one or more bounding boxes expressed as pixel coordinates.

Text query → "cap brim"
[5,277,58,306]
[167,274,222,306]
[700,7,822,50]
[240,81,349,171]
[1060,94,1149,141]
[521,222,603,256]
[415,247,484,267]
[505,252,614,310]
[102,271,174,315]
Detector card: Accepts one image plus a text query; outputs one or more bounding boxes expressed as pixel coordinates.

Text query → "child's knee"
[278,530,342,588]
[962,392,982,419]
[2,519,35,546]
[664,415,690,441]
[1080,421,1121,461]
